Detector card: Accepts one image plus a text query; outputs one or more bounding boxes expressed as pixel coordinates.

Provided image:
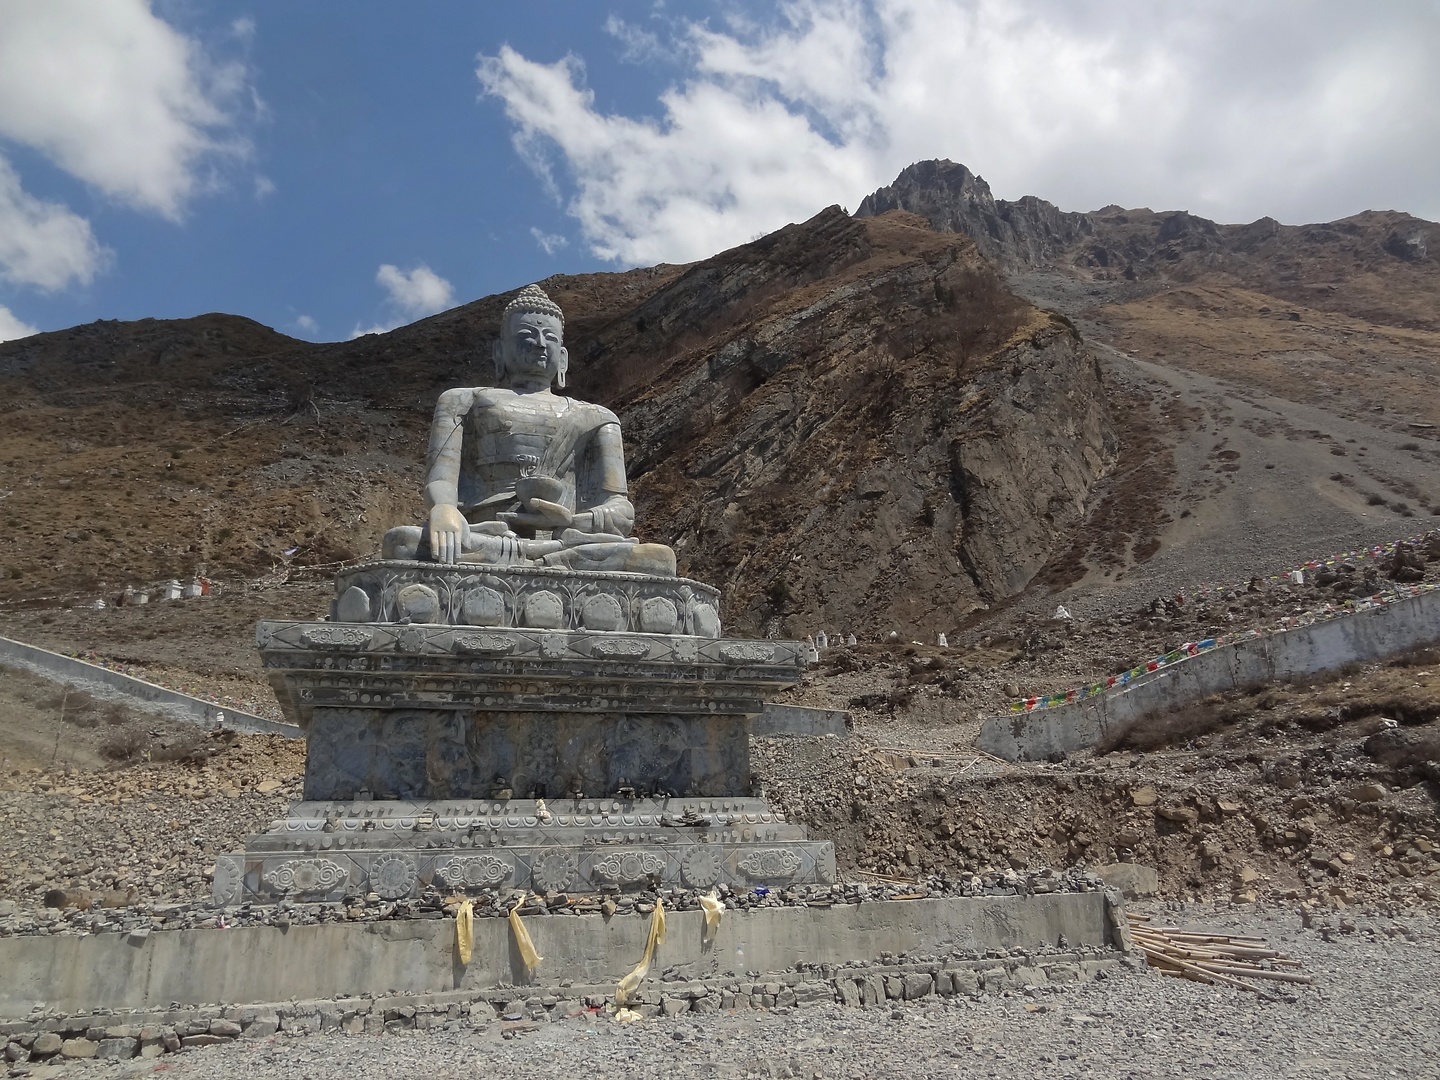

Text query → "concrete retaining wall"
[0,635,299,738]
[752,703,852,737]
[979,587,1440,760]
[0,893,1113,1016]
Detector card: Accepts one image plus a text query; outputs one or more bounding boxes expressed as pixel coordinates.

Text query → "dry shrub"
[1389,646,1440,669]
[1098,702,1230,753]
[150,731,214,764]
[101,726,150,762]
[45,688,95,712]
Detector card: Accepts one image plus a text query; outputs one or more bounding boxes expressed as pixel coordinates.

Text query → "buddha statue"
[382,285,677,576]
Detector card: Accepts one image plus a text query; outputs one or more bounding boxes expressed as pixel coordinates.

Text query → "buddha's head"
[494,284,568,390]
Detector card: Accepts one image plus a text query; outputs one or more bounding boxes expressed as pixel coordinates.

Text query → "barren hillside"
[860,160,1440,621]
[0,209,1114,638]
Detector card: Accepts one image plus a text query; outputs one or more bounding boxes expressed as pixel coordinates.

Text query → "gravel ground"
[61,905,1434,1080]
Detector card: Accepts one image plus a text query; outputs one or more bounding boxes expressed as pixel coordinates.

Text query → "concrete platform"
[0,892,1118,1017]
[215,797,836,903]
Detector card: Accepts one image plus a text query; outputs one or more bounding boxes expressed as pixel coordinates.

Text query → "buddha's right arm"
[422,389,475,511]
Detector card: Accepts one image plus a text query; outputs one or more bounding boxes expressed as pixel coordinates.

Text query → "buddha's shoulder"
[566,397,621,428]
[443,388,618,427]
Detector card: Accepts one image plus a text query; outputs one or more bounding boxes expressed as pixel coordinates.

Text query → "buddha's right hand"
[428,505,469,564]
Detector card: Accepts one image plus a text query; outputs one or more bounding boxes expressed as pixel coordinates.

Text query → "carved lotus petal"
[638,596,678,634]
[580,593,625,631]
[396,583,441,623]
[460,586,506,626]
[522,590,565,629]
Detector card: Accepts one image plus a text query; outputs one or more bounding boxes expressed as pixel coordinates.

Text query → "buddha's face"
[498,310,567,388]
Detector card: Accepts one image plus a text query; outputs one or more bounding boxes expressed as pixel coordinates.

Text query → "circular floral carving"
[531,851,577,892]
[681,845,722,888]
[212,856,243,905]
[369,854,418,899]
[817,843,836,884]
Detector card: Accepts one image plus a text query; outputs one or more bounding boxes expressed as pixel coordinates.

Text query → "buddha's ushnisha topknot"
[502,283,563,329]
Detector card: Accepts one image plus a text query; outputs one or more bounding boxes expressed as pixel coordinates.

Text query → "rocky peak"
[856,159,1093,270]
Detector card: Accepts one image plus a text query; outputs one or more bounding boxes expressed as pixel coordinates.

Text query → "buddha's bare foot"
[543,542,677,576]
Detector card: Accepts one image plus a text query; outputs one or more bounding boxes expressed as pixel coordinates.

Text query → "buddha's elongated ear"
[556,346,569,389]
[492,338,504,382]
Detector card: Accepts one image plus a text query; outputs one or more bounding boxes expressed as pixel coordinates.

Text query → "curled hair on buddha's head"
[502,283,564,329]
[494,283,568,387]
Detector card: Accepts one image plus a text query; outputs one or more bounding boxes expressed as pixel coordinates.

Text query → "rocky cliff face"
[572,208,1117,635]
[854,160,1440,630]
[0,208,1116,638]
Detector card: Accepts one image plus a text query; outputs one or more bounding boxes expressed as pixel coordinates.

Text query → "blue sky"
[0,1,1436,344]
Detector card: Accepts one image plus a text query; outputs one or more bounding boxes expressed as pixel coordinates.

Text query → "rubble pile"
[757,653,1440,913]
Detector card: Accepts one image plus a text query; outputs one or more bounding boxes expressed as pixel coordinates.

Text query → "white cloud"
[0,157,110,290]
[295,314,319,335]
[351,263,456,338]
[0,0,254,289]
[0,0,253,218]
[0,304,39,342]
[530,227,569,255]
[604,15,666,64]
[376,264,455,318]
[479,0,1440,265]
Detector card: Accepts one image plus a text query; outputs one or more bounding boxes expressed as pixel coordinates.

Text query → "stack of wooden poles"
[1127,912,1313,992]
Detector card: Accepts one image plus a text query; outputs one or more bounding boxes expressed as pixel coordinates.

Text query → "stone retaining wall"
[0,635,298,738]
[752,704,852,737]
[0,949,1124,1064]
[0,893,1117,1017]
[979,587,1440,760]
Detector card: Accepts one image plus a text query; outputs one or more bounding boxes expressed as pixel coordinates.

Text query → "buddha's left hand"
[500,497,573,530]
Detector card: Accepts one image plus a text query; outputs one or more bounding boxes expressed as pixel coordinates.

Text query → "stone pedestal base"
[230,566,824,905]
[213,797,836,904]
[302,707,751,802]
